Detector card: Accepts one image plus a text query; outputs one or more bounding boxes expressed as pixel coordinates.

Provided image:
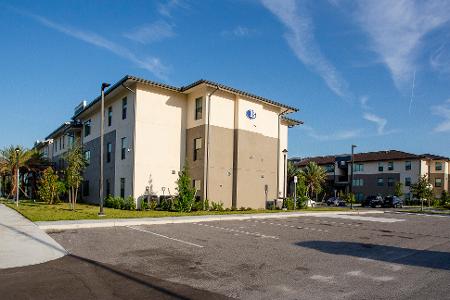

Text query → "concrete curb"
[36,210,385,231]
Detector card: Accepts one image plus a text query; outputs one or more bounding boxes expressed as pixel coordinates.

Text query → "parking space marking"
[193,223,279,239]
[243,220,330,233]
[126,226,204,248]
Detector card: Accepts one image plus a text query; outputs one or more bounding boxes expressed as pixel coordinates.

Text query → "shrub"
[210,201,224,211]
[284,197,295,210]
[140,199,149,211]
[174,165,196,212]
[38,167,65,204]
[239,206,246,211]
[159,197,173,211]
[149,199,158,210]
[104,196,123,209]
[122,196,136,210]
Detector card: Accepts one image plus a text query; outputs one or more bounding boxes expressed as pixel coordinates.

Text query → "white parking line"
[126,226,204,248]
[194,223,279,239]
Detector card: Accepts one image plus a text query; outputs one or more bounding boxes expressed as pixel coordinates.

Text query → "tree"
[0,145,46,200]
[300,162,327,200]
[287,161,299,196]
[174,164,196,212]
[410,175,433,208]
[394,182,404,197]
[440,190,449,207]
[38,167,65,204]
[64,141,86,210]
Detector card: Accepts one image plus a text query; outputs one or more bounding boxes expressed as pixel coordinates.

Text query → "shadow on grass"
[296,241,450,271]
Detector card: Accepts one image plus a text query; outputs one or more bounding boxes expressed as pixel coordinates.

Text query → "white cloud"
[301,125,361,141]
[157,0,187,18]
[359,95,370,110]
[124,21,175,44]
[363,112,387,135]
[261,0,350,99]
[355,0,450,90]
[22,11,168,79]
[431,99,450,132]
[221,26,258,38]
[430,42,450,74]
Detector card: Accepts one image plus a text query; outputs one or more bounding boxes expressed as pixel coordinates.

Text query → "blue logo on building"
[246,109,256,120]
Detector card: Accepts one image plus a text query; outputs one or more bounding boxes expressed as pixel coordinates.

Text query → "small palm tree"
[300,162,327,200]
[0,145,46,199]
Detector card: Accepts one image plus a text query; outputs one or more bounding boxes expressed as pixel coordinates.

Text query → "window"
[106,179,110,197]
[352,178,364,186]
[193,179,201,191]
[325,164,334,173]
[435,178,443,187]
[193,138,202,161]
[436,162,443,171]
[108,106,112,126]
[59,137,62,150]
[68,135,74,148]
[405,192,411,201]
[84,150,91,166]
[120,178,125,198]
[378,162,383,172]
[84,120,91,137]
[121,137,127,160]
[122,97,127,120]
[55,140,58,152]
[107,143,112,163]
[195,97,202,120]
[82,180,90,196]
[356,193,365,202]
[388,177,394,187]
[62,136,65,149]
[405,177,411,187]
[377,178,384,186]
[353,163,364,172]
[405,161,411,171]
[388,161,394,171]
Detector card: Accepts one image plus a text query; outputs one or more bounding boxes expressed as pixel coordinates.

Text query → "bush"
[140,199,149,211]
[159,197,173,211]
[174,164,196,212]
[104,196,123,209]
[210,201,224,211]
[122,196,136,210]
[149,199,158,210]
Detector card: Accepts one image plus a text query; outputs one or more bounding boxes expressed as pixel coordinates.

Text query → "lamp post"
[293,175,298,210]
[99,82,110,217]
[15,147,20,207]
[282,149,288,200]
[350,144,357,209]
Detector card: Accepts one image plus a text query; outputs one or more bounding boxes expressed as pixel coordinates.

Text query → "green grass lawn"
[0,199,351,222]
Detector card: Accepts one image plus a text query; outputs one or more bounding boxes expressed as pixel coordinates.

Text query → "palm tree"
[300,162,327,200]
[0,145,47,199]
[286,161,300,196]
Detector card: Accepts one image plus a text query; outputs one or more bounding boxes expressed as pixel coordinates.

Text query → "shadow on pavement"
[296,241,450,271]
[0,222,228,300]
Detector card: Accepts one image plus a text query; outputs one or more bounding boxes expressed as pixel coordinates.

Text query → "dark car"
[326,197,346,207]
[361,195,383,208]
[383,196,403,208]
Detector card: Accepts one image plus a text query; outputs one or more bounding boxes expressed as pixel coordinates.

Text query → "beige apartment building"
[36,75,301,209]
[292,150,449,201]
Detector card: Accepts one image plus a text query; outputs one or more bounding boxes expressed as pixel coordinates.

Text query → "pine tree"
[174,164,196,212]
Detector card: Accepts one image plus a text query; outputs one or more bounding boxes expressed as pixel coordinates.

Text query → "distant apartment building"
[291,150,449,201]
[35,75,301,208]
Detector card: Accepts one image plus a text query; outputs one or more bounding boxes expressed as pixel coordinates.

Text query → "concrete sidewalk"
[0,204,66,269]
[36,210,385,231]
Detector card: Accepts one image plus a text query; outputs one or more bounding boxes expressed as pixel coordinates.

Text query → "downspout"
[277,109,289,201]
[205,85,220,206]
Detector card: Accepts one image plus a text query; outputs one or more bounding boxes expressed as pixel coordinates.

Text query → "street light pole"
[293,175,298,210]
[350,144,357,209]
[282,149,288,200]
[99,82,110,217]
[15,148,20,207]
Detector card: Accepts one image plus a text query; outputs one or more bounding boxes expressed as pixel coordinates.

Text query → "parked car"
[383,196,403,208]
[326,197,346,207]
[361,195,383,208]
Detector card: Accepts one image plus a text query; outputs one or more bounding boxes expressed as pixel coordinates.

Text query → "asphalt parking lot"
[48,212,450,299]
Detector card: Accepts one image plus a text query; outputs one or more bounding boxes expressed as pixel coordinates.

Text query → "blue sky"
[1,0,450,158]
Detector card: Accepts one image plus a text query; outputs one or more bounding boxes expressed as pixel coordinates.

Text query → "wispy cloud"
[16,9,168,79]
[261,0,350,99]
[363,112,387,135]
[221,26,259,38]
[430,42,450,74]
[359,95,370,110]
[124,20,175,44]
[431,99,450,132]
[301,125,362,141]
[157,0,187,18]
[355,0,450,90]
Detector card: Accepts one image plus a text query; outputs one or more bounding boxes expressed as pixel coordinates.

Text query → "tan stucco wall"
[133,84,187,199]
